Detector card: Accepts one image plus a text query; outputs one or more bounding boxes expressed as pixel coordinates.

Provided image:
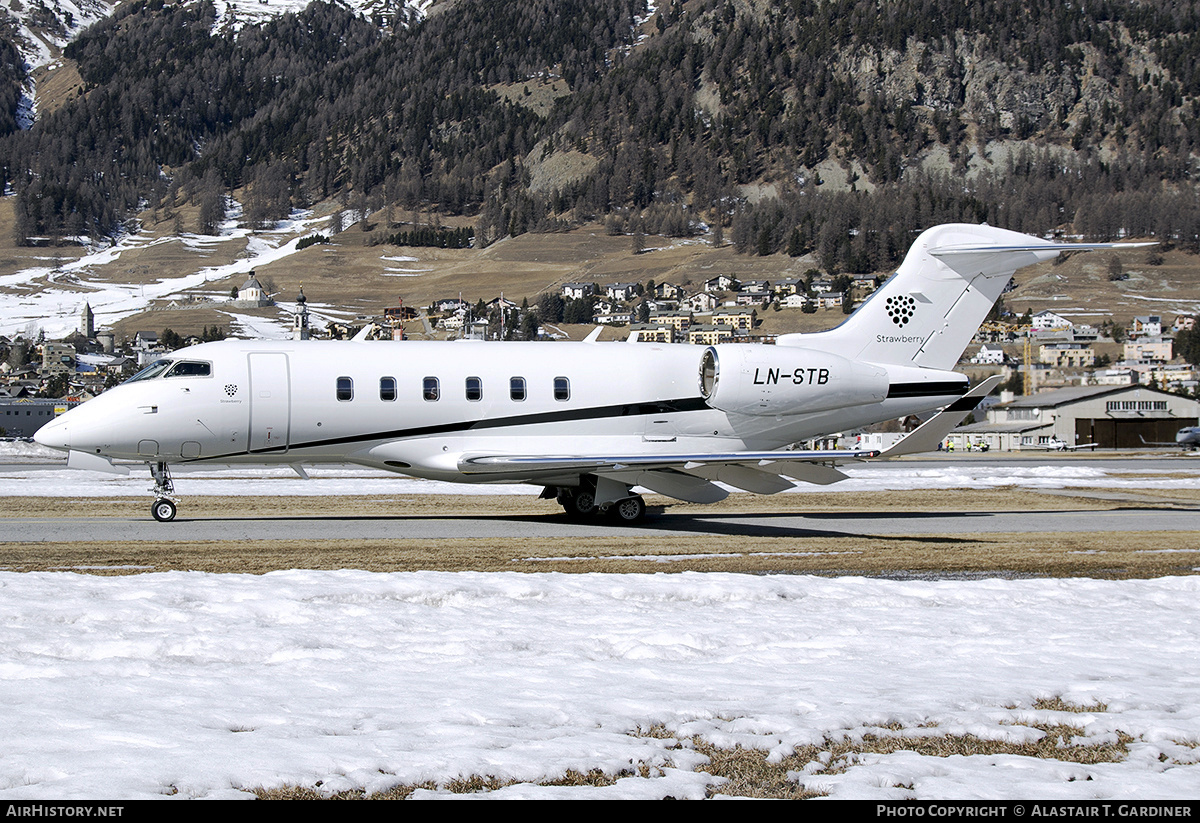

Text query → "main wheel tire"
[151,498,177,522]
[609,495,646,524]
[563,489,598,519]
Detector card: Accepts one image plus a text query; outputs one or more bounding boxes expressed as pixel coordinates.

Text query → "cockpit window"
[164,361,212,378]
[123,359,173,384]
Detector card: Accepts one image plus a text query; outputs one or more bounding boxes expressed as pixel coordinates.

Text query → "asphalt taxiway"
[1,455,1198,542]
[3,505,1199,543]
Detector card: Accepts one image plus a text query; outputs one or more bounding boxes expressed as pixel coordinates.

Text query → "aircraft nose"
[33,418,69,451]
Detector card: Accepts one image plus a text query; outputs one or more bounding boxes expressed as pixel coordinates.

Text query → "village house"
[431,297,469,313]
[816,292,845,310]
[735,291,770,307]
[592,310,634,326]
[1031,310,1073,331]
[1086,369,1138,386]
[704,274,738,293]
[561,283,594,300]
[773,278,803,297]
[647,311,692,333]
[654,283,681,300]
[627,323,677,344]
[687,324,735,345]
[971,345,1006,365]
[40,343,76,377]
[739,279,772,296]
[1130,315,1163,337]
[605,282,640,302]
[711,309,756,331]
[1039,343,1096,369]
[683,292,719,314]
[1123,337,1174,362]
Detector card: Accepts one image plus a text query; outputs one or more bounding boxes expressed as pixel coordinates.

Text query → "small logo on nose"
[225,384,238,397]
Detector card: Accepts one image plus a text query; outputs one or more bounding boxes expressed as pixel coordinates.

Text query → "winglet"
[876,375,1003,458]
[583,327,603,343]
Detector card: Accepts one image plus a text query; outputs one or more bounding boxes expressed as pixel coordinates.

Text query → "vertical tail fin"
[779,224,1151,371]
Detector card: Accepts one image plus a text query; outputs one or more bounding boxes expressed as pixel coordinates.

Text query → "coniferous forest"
[2,0,1199,273]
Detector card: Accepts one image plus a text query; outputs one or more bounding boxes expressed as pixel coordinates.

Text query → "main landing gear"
[551,479,648,524]
[149,461,179,522]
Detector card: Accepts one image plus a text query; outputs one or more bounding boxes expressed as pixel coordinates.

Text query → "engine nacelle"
[698,344,888,416]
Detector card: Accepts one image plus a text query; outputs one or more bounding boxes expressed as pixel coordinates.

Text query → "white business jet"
[1140,427,1200,451]
[34,224,1148,522]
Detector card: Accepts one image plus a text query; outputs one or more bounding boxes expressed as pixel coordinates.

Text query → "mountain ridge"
[0,0,1197,275]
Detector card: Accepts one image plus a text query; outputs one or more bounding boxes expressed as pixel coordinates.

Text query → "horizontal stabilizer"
[931,241,1155,257]
[878,375,1003,458]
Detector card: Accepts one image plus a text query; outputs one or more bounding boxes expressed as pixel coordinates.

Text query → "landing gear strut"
[149,461,179,522]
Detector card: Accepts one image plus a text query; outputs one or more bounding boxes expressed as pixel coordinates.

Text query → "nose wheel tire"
[151,498,177,522]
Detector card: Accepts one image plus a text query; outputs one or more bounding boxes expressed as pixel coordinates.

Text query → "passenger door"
[248,352,290,453]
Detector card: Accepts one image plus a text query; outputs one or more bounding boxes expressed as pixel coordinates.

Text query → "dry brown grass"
[3,487,1199,578]
[250,699,1153,799]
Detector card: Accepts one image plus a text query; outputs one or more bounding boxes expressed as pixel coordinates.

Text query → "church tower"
[293,285,310,340]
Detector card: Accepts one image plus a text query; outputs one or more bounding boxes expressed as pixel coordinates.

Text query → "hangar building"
[950,385,1199,451]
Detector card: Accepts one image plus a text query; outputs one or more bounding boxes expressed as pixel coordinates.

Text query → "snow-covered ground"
[1,446,1199,800]
[0,203,344,339]
[0,571,1197,799]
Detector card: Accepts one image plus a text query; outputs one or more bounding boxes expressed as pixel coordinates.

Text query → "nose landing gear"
[149,461,179,522]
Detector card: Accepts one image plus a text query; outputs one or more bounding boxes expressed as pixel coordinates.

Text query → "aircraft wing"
[458,376,1002,503]
[1029,440,1097,451]
[459,448,879,502]
[1138,435,1186,448]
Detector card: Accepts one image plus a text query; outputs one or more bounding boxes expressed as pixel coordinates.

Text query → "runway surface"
[1,452,1197,544]
[0,460,1195,544]
[3,504,1200,542]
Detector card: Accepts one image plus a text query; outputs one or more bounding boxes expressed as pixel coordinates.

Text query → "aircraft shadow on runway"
[204,507,1069,541]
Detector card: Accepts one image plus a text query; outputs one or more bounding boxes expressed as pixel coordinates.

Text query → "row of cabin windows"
[336,376,571,403]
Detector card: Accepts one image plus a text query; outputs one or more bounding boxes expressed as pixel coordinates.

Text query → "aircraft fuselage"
[39,338,962,484]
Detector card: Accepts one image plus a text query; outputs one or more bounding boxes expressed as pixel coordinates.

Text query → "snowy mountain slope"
[2,0,434,113]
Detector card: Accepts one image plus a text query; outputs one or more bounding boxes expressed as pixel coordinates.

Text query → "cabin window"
[336,376,353,401]
[553,376,570,401]
[380,376,396,402]
[510,376,526,401]
[466,376,483,402]
[423,377,440,401]
[164,361,212,378]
